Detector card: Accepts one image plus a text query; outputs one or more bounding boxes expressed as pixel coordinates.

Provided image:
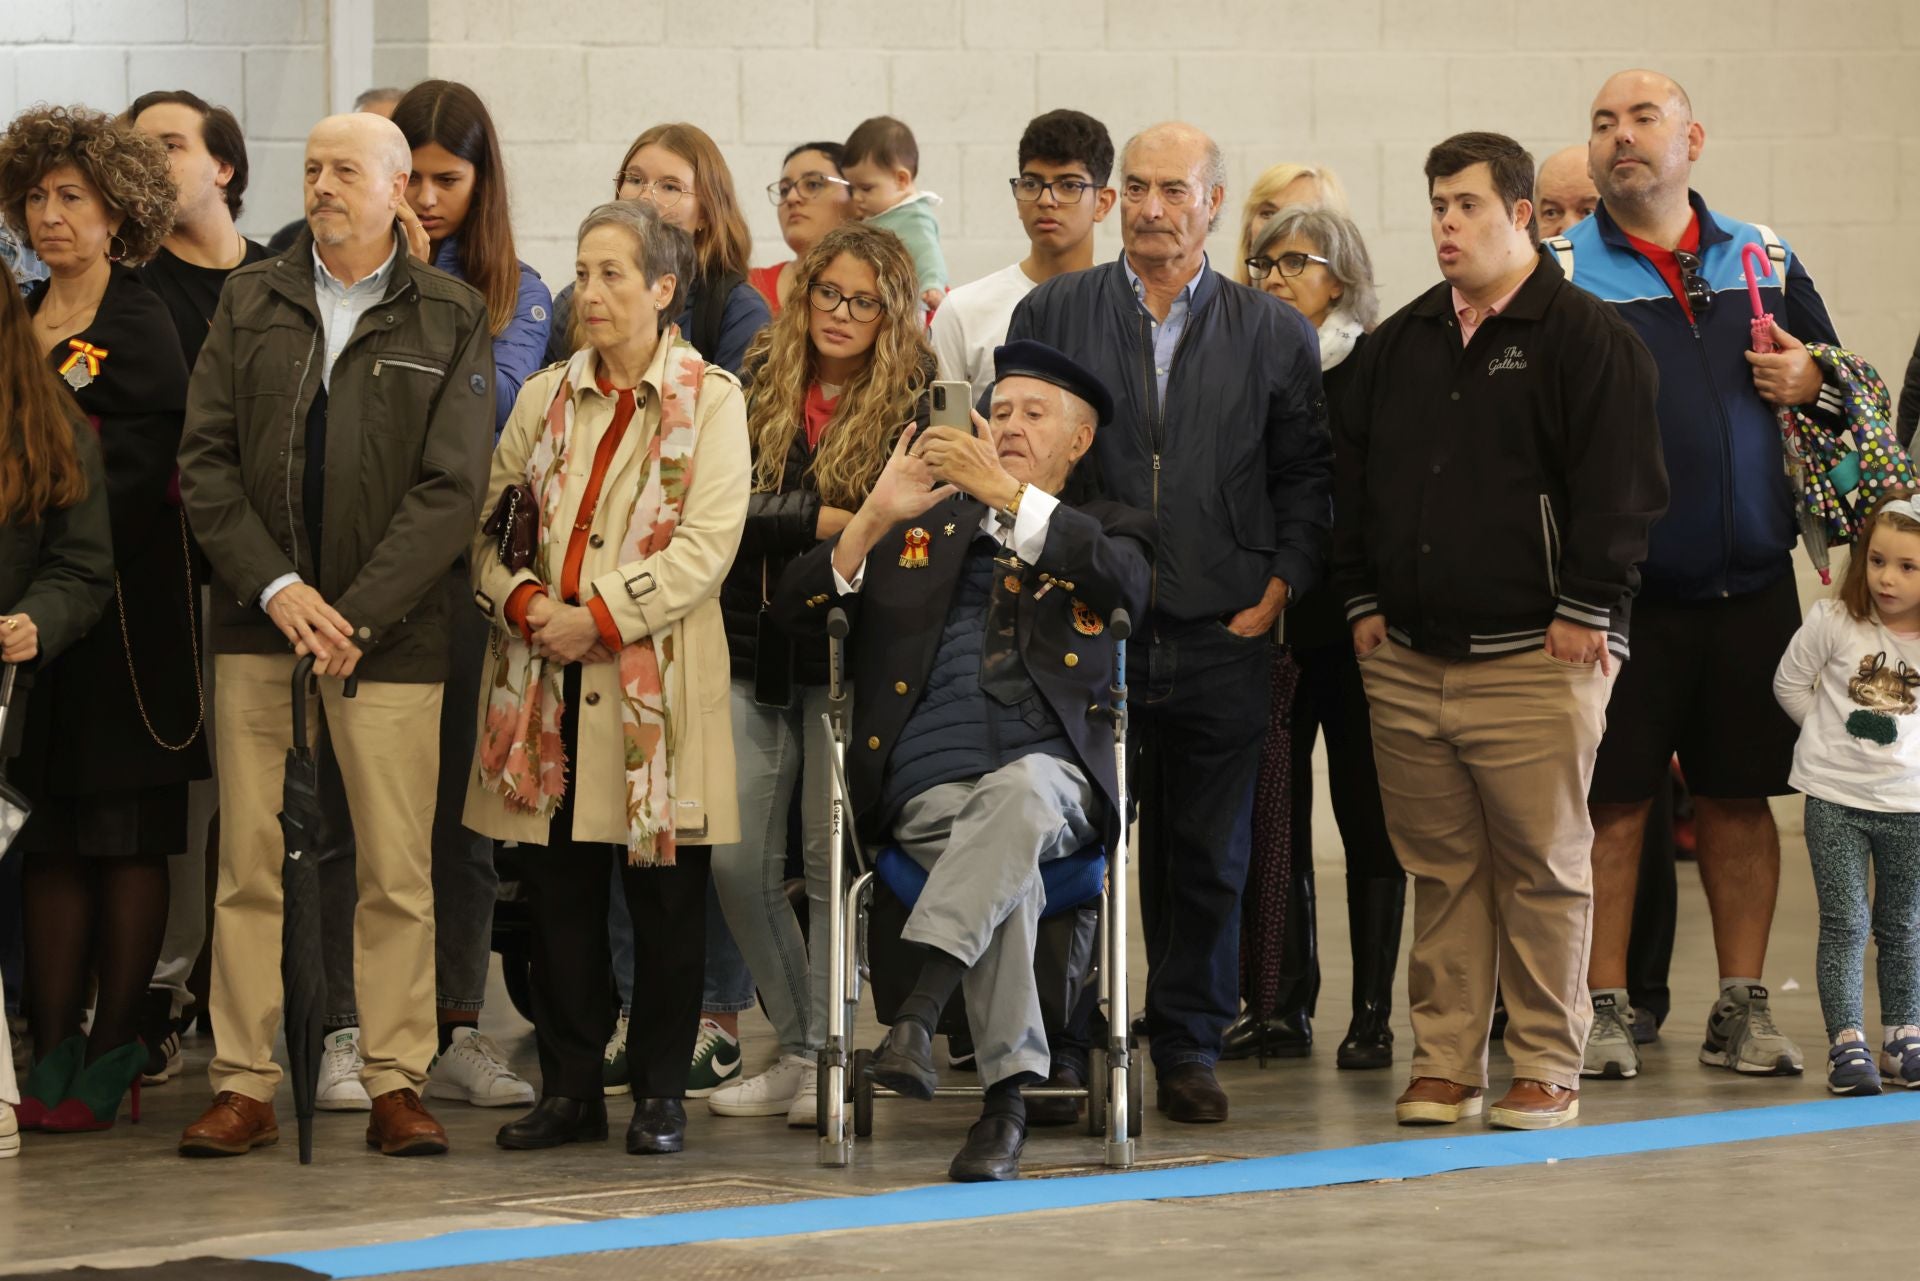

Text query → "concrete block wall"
[3,0,1918,380]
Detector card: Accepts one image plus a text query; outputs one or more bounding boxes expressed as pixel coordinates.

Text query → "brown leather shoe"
[179,1091,279,1157]
[1394,1076,1484,1125]
[1489,1078,1579,1130]
[367,1088,449,1156]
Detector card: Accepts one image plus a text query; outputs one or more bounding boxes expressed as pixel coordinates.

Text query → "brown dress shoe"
[1489,1078,1579,1130]
[1394,1076,1484,1125]
[180,1091,280,1157]
[367,1088,449,1156]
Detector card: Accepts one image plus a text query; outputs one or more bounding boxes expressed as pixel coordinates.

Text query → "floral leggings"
[1802,796,1920,1036]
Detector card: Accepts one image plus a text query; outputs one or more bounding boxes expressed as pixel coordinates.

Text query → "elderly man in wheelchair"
[774,341,1149,1181]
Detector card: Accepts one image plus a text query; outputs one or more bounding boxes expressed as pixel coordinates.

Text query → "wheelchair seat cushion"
[873,844,1106,920]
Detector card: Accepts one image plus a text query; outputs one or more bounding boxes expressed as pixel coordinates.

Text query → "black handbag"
[482,482,538,573]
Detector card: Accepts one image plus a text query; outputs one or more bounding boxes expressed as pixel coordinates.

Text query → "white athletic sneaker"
[315,1027,372,1111]
[1699,984,1804,1076]
[786,1059,820,1129]
[708,1053,810,1117]
[603,1014,631,1097]
[427,1027,536,1107]
[0,1101,19,1159]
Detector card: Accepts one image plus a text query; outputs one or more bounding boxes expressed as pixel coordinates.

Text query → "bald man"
[178,113,495,1158]
[1534,145,1598,240]
[1003,121,1332,1122]
[1553,69,1845,1086]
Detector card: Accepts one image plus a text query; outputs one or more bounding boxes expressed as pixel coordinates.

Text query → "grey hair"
[1251,205,1379,331]
[576,200,694,330]
[1121,124,1229,231]
[354,86,404,111]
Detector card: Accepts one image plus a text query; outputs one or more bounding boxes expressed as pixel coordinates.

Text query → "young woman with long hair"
[703,222,935,1126]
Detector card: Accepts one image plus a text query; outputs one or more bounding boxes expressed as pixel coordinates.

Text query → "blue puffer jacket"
[1554,193,1842,601]
[431,237,552,435]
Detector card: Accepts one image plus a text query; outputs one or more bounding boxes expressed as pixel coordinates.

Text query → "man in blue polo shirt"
[1553,69,1844,1083]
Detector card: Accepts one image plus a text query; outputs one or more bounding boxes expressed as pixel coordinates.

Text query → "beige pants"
[206,654,442,1103]
[1358,640,1616,1090]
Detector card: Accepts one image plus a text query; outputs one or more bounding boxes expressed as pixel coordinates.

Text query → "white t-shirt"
[1774,597,1920,812]
[930,262,1038,390]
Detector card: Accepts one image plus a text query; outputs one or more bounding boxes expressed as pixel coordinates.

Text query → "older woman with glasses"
[750,142,855,316]
[1225,204,1406,1073]
[547,123,770,376]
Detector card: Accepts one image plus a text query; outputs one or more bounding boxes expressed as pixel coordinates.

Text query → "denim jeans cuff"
[702,998,757,1015]
[1157,1049,1217,1070]
[436,996,485,1014]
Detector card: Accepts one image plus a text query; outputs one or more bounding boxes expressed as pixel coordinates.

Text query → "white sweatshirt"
[1773,597,1920,812]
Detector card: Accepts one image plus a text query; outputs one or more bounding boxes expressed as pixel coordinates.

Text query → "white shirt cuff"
[1007,485,1059,564]
[831,559,866,595]
[260,572,302,610]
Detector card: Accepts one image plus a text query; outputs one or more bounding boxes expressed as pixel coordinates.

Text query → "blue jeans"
[1135,620,1271,1070]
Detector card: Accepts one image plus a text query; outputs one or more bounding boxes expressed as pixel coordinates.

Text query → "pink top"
[1452,278,1526,347]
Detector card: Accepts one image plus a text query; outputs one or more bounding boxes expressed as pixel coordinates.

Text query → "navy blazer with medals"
[773,491,1152,847]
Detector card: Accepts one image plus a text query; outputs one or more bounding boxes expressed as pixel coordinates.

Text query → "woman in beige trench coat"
[465,201,748,1158]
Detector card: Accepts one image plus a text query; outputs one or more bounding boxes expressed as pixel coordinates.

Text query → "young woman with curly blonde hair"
[704,222,935,1126]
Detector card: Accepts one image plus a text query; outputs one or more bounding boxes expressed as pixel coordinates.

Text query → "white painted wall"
[4,0,1918,379]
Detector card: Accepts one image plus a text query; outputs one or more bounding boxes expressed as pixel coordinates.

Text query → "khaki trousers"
[207,654,442,1103]
[1357,641,1615,1090]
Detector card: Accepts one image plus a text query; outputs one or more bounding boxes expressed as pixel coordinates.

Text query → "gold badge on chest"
[1070,598,1104,636]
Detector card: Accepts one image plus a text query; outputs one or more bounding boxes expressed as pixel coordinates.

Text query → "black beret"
[991,339,1115,429]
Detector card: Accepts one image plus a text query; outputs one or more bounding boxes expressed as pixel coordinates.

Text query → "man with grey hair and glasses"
[177,111,494,1160]
[1003,120,1331,1124]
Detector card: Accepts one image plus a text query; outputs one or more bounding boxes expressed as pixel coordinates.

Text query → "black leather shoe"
[1026,1060,1084,1127]
[625,1097,686,1155]
[948,1113,1026,1181]
[867,1021,938,1101]
[1156,1062,1229,1123]
[1338,876,1404,1071]
[1336,1005,1394,1070]
[497,1096,609,1150]
[1220,1010,1312,1061]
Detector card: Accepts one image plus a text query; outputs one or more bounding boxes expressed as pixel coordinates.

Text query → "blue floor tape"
[270,1093,1920,1278]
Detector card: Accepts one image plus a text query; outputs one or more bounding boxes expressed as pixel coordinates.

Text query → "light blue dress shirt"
[1123,253,1204,403]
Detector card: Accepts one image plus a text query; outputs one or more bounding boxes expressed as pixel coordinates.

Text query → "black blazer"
[774,493,1151,846]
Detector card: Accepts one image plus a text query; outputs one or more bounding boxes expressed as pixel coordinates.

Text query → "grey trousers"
[894,753,1100,1088]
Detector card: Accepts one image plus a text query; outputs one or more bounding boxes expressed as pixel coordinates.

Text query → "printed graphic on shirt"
[1844,650,1920,745]
[1487,345,1527,375]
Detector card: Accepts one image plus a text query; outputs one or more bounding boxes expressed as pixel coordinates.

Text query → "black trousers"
[1626,776,1677,1026]
[1289,640,1400,883]
[523,665,710,1100]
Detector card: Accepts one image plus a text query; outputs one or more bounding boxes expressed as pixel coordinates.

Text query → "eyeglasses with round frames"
[807,281,884,324]
[613,172,690,210]
[768,173,852,205]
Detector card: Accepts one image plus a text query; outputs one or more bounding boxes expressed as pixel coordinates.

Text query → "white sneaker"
[786,1059,820,1129]
[316,1027,371,1111]
[0,1102,18,1159]
[427,1027,535,1107]
[708,1053,810,1117]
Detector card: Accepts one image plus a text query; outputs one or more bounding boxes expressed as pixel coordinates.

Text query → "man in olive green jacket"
[176,112,492,1160]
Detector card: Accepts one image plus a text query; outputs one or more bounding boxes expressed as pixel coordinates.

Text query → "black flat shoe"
[867,1021,938,1101]
[948,1113,1026,1181]
[1026,1060,1084,1127]
[1155,1062,1229,1124]
[625,1097,686,1155]
[497,1096,609,1150]
[1336,1004,1394,1071]
[1220,1010,1312,1061]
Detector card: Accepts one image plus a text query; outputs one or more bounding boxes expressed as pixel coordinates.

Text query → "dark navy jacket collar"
[1103,249,1220,313]
[1591,189,1730,253]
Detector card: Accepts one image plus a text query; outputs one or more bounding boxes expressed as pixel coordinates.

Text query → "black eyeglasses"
[1672,249,1714,315]
[1246,251,1330,280]
[1010,176,1097,205]
[807,282,884,324]
[768,173,851,205]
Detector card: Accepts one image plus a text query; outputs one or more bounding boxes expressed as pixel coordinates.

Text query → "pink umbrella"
[1745,244,1834,583]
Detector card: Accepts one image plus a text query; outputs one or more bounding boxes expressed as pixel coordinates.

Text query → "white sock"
[1884,1024,1920,1045]
[1834,1028,1867,1045]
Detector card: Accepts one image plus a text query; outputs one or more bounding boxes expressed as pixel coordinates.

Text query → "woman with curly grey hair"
[0,104,208,1137]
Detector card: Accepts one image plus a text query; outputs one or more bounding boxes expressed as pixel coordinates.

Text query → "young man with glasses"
[1552,70,1845,1085]
[931,111,1116,389]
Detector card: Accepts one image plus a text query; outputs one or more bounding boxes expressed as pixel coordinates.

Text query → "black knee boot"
[1337,876,1405,1070]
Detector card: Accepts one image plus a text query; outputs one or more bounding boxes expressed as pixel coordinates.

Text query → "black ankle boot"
[497,1096,609,1149]
[626,1097,686,1154]
[1337,876,1406,1071]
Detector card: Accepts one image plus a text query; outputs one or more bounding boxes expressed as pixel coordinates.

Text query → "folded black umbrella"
[1240,644,1301,1049]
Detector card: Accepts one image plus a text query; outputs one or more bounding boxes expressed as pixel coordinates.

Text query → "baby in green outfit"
[842,115,948,317]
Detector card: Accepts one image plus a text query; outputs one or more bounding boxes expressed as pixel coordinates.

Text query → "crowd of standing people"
[0,61,1915,1182]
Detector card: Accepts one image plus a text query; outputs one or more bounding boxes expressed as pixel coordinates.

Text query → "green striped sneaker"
[687,1018,742,1098]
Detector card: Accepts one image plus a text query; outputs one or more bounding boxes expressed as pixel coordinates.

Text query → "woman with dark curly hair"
[0,104,208,1136]
[703,222,935,1126]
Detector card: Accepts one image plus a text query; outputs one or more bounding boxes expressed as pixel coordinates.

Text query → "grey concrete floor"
[0,782,1907,1279]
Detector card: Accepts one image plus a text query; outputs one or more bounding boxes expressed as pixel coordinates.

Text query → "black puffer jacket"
[720,429,829,686]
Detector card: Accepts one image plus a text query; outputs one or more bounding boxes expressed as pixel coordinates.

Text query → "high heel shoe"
[41,1041,146,1132]
[14,1035,85,1130]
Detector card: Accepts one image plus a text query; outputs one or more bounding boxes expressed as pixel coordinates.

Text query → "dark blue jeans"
[1135,618,1271,1070]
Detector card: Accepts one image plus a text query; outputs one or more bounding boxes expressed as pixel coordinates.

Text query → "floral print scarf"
[478,331,707,866]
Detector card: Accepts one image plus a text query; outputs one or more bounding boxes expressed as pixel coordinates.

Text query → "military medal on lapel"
[1002,573,1023,595]
[899,526,931,569]
[1070,598,1104,636]
[57,338,108,391]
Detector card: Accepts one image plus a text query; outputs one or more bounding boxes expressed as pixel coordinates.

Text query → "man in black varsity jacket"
[1334,133,1667,1133]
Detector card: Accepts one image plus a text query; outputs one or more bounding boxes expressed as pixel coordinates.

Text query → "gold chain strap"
[113,507,204,752]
